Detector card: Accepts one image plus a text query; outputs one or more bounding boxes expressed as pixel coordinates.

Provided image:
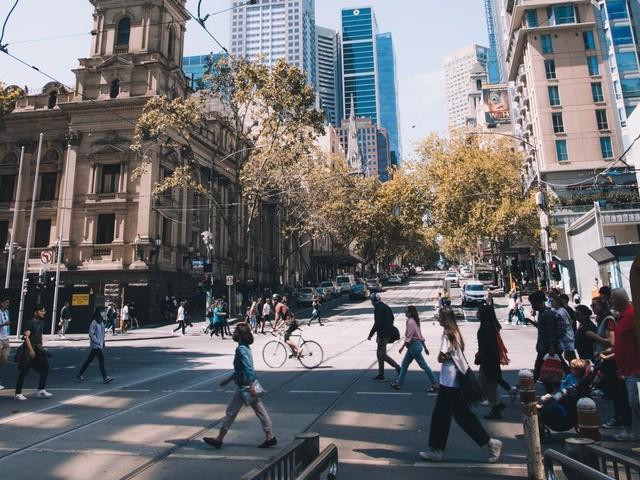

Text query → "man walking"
[550,293,575,362]
[367,293,401,381]
[15,305,52,400]
[526,291,564,385]
[76,308,114,384]
[0,296,11,390]
[57,301,72,337]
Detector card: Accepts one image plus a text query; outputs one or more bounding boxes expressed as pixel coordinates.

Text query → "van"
[335,274,355,293]
[475,267,495,288]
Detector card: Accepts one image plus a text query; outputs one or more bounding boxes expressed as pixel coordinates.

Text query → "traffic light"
[549,261,561,282]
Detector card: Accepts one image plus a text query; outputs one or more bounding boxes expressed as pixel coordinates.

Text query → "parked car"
[349,281,369,300]
[461,281,489,306]
[388,274,403,285]
[336,274,354,294]
[314,286,328,302]
[365,277,381,292]
[320,281,338,298]
[296,287,316,307]
[443,271,459,288]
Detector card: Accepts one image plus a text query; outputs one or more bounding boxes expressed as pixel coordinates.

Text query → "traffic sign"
[40,250,54,264]
[226,275,234,286]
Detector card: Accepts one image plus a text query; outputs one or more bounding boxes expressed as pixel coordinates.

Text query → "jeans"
[625,375,640,417]
[78,348,107,379]
[220,389,273,435]
[600,360,631,427]
[396,341,437,386]
[376,337,400,377]
[15,351,49,394]
[428,385,490,450]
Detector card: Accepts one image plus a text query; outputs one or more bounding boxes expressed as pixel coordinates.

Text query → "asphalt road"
[0,272,637,479]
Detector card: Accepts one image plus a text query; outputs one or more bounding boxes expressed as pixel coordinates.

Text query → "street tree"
[0,82,21,119]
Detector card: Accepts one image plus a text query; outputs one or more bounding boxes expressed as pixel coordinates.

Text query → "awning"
[589,243,640,264]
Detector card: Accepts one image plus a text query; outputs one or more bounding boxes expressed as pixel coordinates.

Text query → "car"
[365,277,381,292]
[336,274,354,293]
[349,282,369,300]
[443,271,459,288]
[388,274,403,284]
[461,281,489,306]
[459,266,472,279]
[296,287,316,307]
[314,286,328,302]
[476,269,495,288]
[320,281,338,298]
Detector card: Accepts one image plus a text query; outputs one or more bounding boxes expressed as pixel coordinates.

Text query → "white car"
[461,281,489,306]
[388,274,403,284]
[459,267,472,279]
[443,271,459,287]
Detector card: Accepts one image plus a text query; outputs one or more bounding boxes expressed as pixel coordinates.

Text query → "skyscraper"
[444,44,489,131]
[230,0,316,87]
[484,0,509,84]
[316,26,342,125]
[376,32,401,166]
[182,53,225,89]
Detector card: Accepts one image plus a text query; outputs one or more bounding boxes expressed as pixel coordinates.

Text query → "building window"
[552,112,565,133]
[607,0,629,20]
[548,86,561,106]
[541,34,553,53]
[583,31,596,50]
[612,25,633,45]
[616,52,639,72]
[100,164,121,194]
[0,175,15,202]
[600,137,613,159]
[596,109,609,130]
[591,82,604,102]
[544,59,556,79]
[116,17,131,49]
[548,5,577,24]
[96,214,115,244]
[526,9,538,27]
[109,79,120,99]
[39,173,57,201]
[34,219,51,248]
[555,139,569,161]
[587,56,599,76]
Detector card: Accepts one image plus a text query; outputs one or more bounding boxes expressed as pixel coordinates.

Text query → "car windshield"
[336,276,349,283]
[299,288,313,294]
[445,273,456,278]
[477,272,492,281]
[321,282,333,287]
[467,284,485,291]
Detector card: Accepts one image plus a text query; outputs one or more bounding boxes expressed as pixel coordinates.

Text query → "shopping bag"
[496,331,510,366]
[239,380,266,406]
[540,354,564,384]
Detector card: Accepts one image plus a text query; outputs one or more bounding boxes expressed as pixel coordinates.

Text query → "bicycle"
[262,328,324,369]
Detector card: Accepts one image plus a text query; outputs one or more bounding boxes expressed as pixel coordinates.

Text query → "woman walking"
[421,307,502,463]
[172,301,188,336]
[390,306,437,392]
[476,305,506,420]
[203,323,277,449]
[76,308,113,384]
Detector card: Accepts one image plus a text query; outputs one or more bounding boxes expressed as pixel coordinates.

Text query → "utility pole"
[16,134,44,338]
[50,141,72,335]
[5,146,25,288]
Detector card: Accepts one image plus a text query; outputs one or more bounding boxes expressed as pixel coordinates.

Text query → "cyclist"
[280,298,301,358]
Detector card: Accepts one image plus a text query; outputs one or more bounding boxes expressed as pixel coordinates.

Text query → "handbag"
[540,354,564,384]
[239,379,266,406]
[389,326,400,342]
[454,350,484,404]
[496,330,510,366]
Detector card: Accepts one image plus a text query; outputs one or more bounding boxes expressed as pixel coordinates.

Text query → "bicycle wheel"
[298,340,324,369]
[262,340,287,368]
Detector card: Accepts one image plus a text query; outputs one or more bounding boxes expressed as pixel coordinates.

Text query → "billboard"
[483,87,511,126]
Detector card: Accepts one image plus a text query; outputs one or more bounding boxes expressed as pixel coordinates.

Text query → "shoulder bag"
[456,350,485,404]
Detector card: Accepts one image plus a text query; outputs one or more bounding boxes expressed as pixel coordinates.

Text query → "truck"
[475,265,496,289]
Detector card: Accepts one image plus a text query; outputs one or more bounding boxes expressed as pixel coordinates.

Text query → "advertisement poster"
[483,88,511,126]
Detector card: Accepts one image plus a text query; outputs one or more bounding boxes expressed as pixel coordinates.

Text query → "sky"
[0,0,488,159]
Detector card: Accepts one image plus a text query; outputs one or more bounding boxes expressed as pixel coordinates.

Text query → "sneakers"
[14,393,27,401]
[0,384,5,391]
[614,431,636,442]
[75,375,84,382]
[258,437,278,448]
[103,377,114,384]
[419,449,444,462]
[372,375,385,382]
[203,437,223,449]
[37,389,53,398]
[603,417,623,429]
[487,438,502,463]
[390,382,400,390]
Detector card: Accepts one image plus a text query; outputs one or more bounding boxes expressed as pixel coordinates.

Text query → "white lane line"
[180,390,213,393]
[47,388,93,392]
[117,389,151,393]
[340,458,391,466]
[290,390,341,394]
[356,391,412,396]
[414,462,527,469]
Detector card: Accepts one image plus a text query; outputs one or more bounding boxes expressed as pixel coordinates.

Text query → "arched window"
[167,27,175,59]
[110,79,120,99]
[116,17,131,48]
[48,91,58,109]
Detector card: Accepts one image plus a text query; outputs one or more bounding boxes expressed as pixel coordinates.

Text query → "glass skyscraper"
[183,53,225,89]
[376,32,401,166]
[483,0,508,83]
[316,26,342,125]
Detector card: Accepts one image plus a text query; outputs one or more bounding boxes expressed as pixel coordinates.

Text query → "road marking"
[47,388,93,392]
[341,458,391,466]
[356,391,412,396]
[290,390,341,394]
[413,462,528,469]
[180,390,213,393]
[117,389,151,393]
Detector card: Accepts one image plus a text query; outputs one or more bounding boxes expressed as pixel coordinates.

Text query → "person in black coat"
[367,293,400,381]
[476,304,507,420]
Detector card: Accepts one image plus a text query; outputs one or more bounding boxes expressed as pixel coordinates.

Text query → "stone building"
[0,0,279,330]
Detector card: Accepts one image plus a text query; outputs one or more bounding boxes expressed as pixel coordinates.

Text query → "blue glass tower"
[376,32,401,166]
[183,53,226,90]
[484,0,501,83]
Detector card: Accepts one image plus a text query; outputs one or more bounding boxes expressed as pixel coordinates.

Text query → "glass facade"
[182,53,226,90]
[376,32,401,166]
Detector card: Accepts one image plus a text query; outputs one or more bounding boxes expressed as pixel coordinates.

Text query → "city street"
[0,272,633,479]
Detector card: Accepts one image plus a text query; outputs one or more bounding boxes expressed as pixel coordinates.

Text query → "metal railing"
[587,445,640,480]
[297,444,338,480]
[544,449,612,480]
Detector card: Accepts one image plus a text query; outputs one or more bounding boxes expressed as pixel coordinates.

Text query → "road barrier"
[544,449,612,480]
[519,368,544,480]
[586,444,640,480]
[297,444,338,480]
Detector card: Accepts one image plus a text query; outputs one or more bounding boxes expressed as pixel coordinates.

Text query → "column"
[60,138,80,244]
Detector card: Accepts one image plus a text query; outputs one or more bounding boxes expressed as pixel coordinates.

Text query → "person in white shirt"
[0,296,11,391]
[120,303,130,333]
[262,298,273,333]
[172,301,188,336]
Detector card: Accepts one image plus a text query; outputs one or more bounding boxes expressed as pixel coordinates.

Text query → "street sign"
[226,275,234,286]
[72,293,90,306]
[191,259,204,269]
[40,250,54,264]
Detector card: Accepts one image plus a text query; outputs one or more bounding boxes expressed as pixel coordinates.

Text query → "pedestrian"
[420,307,502,463]
[307,294,324,326]
[222,301,232,336]
[129,301,139,329]
[602,289,640,441]
[204,303,215,335]
[390,305,437,392]
[571,289,581,306]
[105,303,117,334]
[507,290,517,324]
[367,293,401,382]
[559,293,577,333]
[574,305,596,361]
[184,301,193,328]
[211,301,228,339]
[120,302,130,333]
[550,293,576,363]
[525,291,565,387]
[248,297,258,333]
[76,308,114,384]
[262,297,273,334]
[255,297,265,334]
[235,291,243,319]
[57,301,72,337]
[0,296,11,391]
[203,323,277,449]
[172,301,188,336]
[14,305,52,401]
[476,304,506,420]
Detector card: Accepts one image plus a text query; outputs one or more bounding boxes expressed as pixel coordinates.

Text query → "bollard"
[576,397,601,443]
[519,369,544,480]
